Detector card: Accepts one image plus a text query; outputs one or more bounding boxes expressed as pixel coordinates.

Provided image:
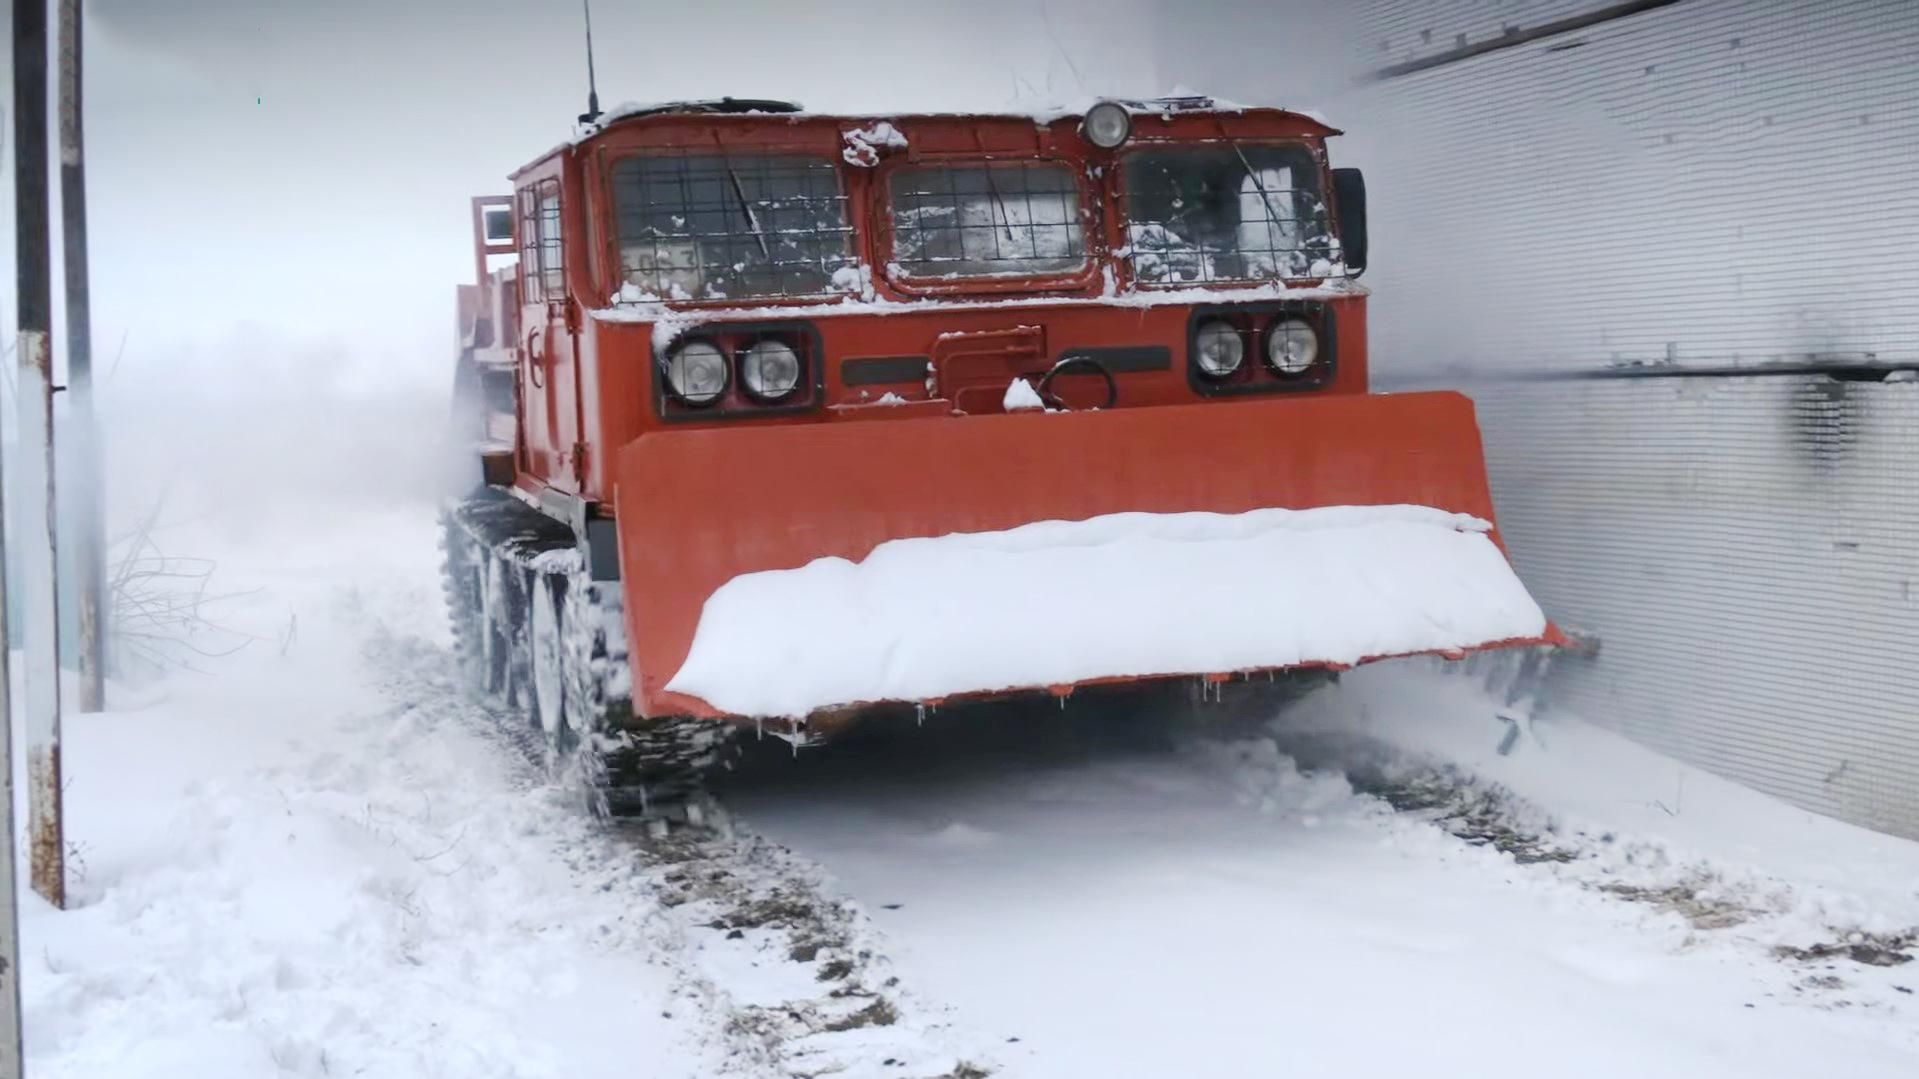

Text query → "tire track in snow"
[364,625,997,1079]
[29,585,714,1079]
[715,687,1919,1076]
[1262,709,1919,1019]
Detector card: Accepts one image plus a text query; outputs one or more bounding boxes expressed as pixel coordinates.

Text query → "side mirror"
[482,205,514,244]
[1332,167,1367,277]
[470,194,516,287]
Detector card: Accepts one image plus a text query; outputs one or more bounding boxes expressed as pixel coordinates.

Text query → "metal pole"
[15,0,67,911]
[59,0,104,712]
[0,498,20,1079]
[6,1,48,1067]
[0,440,21,1079]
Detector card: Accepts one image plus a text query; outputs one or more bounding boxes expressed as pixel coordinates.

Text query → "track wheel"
[479,552,513,703]
[530,571,567,743]
[440,509,487,688]
[493,553,539,716]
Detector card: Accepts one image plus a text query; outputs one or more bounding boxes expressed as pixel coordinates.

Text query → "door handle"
[526,328,545,388]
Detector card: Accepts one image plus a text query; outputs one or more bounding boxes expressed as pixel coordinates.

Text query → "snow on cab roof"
[570,93,1340,145]
[514,93,1340,177]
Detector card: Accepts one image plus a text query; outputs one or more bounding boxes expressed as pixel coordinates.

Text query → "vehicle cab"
[475,95,1369,518]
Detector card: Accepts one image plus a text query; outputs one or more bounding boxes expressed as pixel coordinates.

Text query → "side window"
[517,180,565,305]
[539,186,564,297]
[518,187,544,305]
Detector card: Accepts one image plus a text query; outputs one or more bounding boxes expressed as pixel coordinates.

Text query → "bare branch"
[108,489,262,681]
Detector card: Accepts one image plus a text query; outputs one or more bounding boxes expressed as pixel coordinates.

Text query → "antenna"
[578,0,602,125]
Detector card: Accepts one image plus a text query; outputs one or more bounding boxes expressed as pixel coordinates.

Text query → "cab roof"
[514,95,1340,179]
[578,94,1340,141]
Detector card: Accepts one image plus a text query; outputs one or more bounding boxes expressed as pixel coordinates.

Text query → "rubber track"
[440,490,736,820]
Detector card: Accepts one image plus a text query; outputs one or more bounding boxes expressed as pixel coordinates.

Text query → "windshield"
[610,153,856,301]
[888,163,1086,278]
[1121,144,1338,285]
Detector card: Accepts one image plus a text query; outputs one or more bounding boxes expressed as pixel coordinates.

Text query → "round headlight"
[664,340,728,405]
[1194,320,1245,378]
[741,339,802,401]
[1266,318,1320,375]
[1082,101,1132,150]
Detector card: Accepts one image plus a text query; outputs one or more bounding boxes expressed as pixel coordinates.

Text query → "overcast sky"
[4,0,1176,396]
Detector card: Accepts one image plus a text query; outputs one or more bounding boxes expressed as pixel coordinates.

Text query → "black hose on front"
[1038,356,1118,411]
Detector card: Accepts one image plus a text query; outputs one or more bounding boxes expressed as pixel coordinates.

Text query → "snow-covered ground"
[16,497,1919,1077]
[16,509,720,1077]
[727,672,1919,1077]
[17,501,992,1078]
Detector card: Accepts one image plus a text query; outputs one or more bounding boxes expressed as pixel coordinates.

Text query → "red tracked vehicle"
[443,96,1560,820]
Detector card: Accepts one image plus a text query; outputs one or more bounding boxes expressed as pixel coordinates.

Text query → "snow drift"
[666,504,1548,717]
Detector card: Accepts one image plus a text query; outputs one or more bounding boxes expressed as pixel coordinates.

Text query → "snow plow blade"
[616,391,1561,721]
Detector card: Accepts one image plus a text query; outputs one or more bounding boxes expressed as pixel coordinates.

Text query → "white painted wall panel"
[1157,0,1919,837]
[1355,0,1919,379]
[1474,377,1919,836]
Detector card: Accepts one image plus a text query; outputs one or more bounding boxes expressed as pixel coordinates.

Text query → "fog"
[0,0,1197,540]
[10,0,1164,390]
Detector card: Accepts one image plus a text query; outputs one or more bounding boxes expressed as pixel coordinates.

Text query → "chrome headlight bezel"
[1081,101,1133,150]
[662,339,729,406]
[739,338,803,402]
[1264,317,1320,376]
[1193,319,1246,379]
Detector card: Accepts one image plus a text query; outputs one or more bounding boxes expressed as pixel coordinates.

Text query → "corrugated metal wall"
[1478,376,1919,836]
[1158,0,1919,838]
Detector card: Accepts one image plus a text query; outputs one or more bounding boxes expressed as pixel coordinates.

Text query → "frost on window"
[1122,145,1338,285]
[610,154,857,301]
[888,163,1086,278]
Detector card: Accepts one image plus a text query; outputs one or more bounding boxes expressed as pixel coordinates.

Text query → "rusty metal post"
[0,454,20,1072]
[60,0,105,712]
[0,72,24,1072]
[0,4,42,1074]
[15,0,68,910]
[0,503,22,1078]
[0,460,19,1079]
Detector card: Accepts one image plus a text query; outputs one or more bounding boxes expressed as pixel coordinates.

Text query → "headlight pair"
[663,338,802,406]
[1194,317,1320,379]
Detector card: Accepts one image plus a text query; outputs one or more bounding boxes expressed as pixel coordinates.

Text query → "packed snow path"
[720,675,1919,1078]
[17,510,728,1078]
[18,507,984,1078]
[22,500,1919,1077]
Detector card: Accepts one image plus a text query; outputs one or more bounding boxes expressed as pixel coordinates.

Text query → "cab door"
[516,179,581,491]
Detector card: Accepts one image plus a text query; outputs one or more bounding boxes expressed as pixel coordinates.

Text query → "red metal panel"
[576,292,1370,506]
[615,389,1552,718]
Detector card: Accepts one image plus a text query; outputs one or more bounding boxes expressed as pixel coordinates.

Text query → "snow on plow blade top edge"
[615,391,1554,720]
[665,504,1549,718]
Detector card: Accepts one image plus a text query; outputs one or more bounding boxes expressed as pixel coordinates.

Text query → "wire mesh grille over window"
[1121,145,1340,285]
[888,163,1087,278]
[538,192,564,297]
[518,188,544,305]
[611,154,856,301]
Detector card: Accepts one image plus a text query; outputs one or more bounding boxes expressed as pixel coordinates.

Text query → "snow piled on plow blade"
[666,504,1546,718]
